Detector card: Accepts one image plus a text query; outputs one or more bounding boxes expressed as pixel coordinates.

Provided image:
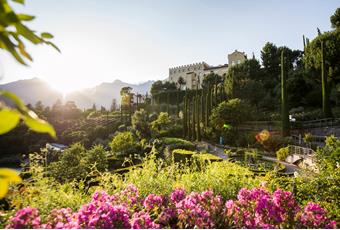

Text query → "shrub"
[261,135,292,152]
[110,132,139,157]
[132,109,151,139]
[172,149,196,163]
[276,146,290,161]
[161,137,195,151]
[47,143,108,182]
[192,153,223,164]
[150,112,174,137]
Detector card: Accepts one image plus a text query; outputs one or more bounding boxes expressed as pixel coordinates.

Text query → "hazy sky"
[0,0,338,93]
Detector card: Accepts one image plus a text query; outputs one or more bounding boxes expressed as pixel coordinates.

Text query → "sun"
[48,79,82,97]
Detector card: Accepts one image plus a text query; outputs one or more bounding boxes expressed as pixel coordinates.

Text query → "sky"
[0,0,339,94]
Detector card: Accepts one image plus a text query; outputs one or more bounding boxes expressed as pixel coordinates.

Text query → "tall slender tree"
[183,94,187,138]
[321,41,332,118]
[281,49,290,136]
[192,96,196,140]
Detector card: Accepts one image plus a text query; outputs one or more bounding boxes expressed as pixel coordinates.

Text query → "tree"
[131,109,150,139]
[110,132,138,157]
[177,76,186,90]
[281,49,290,136]
[210,98,250,131]
[150,112,172,137]
[330,8,340,30]
[304,13,340,115]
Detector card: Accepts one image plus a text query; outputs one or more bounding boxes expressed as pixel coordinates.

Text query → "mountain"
[65,79,154,109]
[0,78,63,107]
[0,78,154,109]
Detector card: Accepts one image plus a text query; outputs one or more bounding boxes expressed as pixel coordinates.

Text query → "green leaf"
[45,41,61,53]
[24,115,56,138]
[0,168,22,183]
[0,90,27,111]
[11,0,25,4]
[0,179,9,199]
[41,32,53,39]
[0,109,21,135]
[17,14,35,21]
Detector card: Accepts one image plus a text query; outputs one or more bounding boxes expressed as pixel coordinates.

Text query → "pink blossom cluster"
[6,185,337,229]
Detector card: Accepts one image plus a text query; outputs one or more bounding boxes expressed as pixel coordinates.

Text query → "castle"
[168,50,247,89]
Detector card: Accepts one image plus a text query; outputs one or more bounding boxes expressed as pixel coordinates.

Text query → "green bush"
[131,109,150,139]
[192,153,223,163]
[172,149,196,163]
[110,132,139,157]
[276,146,290,161]
[47,143,108,182]
[261,135,292,153]
[162,137,195,151]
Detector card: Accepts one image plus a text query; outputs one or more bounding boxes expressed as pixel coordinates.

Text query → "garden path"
[200,141,299,173]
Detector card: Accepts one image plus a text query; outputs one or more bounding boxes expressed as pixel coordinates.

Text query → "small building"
[46,143,67,152]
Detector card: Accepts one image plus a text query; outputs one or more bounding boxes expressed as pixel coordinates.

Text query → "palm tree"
[177,76,186,90]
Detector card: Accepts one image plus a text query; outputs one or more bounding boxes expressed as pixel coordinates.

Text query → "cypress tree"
[187,95,191,139]
[205,88,209,127]
[192,96,196,140]
[197,92,201,141]
[321,41,332,118]
[201,90,204,127]
[176,90,180,117]
[183,94,187,138]
[303,35,306,50]
[214,77,218,106]
[166,92,170,114]
[281,49,290,136]
[205,83,211,127]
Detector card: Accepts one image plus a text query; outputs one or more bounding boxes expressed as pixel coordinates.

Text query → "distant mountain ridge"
[0,78,154,109]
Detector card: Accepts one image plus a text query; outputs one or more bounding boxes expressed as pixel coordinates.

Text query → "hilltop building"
[168,50,247,89]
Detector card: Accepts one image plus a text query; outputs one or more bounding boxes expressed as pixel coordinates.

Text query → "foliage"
[210,98,250,131]
[150,81,177,96]
[0,168,21,199]
[7,163,88,221]
[132,109,150,139]
[260,134,292,153]
[0,91,56,138]
[266,137,340,221]
[0,0,59,65]
[331,8,340,30]
[172,149,196,163]
[317,135,340,170]
[110,132,139,157]
[161,137,195,151]
[150,112,174,137]
[48,143,108,182]
[5,185,337,229]
[276,146,289,161]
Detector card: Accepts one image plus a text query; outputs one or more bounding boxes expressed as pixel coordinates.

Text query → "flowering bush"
[6,185,337,229]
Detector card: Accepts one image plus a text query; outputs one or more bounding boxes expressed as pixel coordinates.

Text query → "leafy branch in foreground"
[0,90,56,137]
[0,0,59,198]
[0,0,60,65]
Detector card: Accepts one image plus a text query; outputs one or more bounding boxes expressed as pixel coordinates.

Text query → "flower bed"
[6,185,337,229]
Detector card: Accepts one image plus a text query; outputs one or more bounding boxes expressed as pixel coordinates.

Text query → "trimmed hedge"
[172,149,196,163]
[193,153,223,163]
[162,137,195,151]
[172,149,223,165]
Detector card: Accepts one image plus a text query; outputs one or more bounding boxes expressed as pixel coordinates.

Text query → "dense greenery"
[1,3,340,229]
